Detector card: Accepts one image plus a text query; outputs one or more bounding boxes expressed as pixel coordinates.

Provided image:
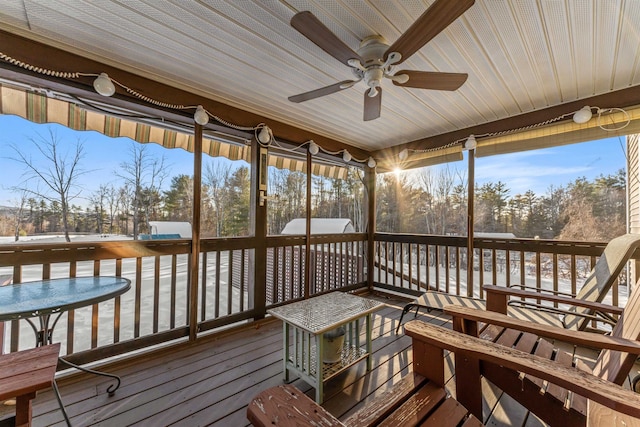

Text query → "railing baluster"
[114,258,122,342]
[227,251,233,316]
[201,252,208,321]
[553,253,559,308]
[455,246,461,295]
[153,256,160,334]
[170,255,177,329]
[134,257,142,338]
[445,246,450,294]
[215,250,221,319]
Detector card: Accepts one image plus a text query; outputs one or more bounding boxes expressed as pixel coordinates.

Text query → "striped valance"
[476,106,640,157]
[0,83,347,179]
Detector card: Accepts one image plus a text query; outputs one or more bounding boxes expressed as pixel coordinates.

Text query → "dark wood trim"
[0,30,371,161]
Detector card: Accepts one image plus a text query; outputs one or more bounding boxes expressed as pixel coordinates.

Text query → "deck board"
[13,292,551,426]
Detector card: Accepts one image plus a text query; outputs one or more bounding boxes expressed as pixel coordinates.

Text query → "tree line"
[377,166,626,241]
[0,129,627,242]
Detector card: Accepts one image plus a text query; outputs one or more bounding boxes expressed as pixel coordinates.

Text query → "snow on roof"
[474,232,517,239]
[148,221,192,238]
[281,218,355,235]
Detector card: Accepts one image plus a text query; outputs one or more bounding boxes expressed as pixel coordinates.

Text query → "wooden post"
[305,151,312,298]
[467,149,475,297]
[366,166,376,290]
[188,123,203,341]
[250,140,267,319]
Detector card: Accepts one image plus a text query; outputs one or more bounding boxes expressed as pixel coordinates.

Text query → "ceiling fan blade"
[291,11,362,66]
[385,0,474,64]
[392,70,468,91]
[288,80,356,103]
[363,87,382,121]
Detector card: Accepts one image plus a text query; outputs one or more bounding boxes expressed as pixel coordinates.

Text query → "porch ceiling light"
[573,106,593,124]
[398,148,409,161]
[257,126,272,144]
[343,150,352,162]
[308,140,319,155]
[368,157,376,168]
[93,73,116,97]
[463,134,477,150]
[194,105,209,125]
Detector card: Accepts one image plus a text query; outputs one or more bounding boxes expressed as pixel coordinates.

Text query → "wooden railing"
[1,232,630,364]
[373,233,633,308]
[0,233,366,364]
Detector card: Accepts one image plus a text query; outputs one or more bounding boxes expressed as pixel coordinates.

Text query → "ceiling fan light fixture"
[343,150,352,162]
[93,73,116,97]
[194,105,209,125]
[308,140,319,155]
[464,134,477,150]
[258,126,272,144]
[367,157,377,168]
[398,148,409,161]
[389,73,410,84]
[573,106,593,124]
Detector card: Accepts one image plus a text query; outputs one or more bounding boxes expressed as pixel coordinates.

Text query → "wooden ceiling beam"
[373,86,640,167]
[0,30,371,160]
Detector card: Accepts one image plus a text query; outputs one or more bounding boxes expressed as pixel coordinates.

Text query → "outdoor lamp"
[343,150,352,162]
[398,149,409,161]
[93,73,116,97]
[573,106,593,124]
[308,140,319,155]
[258,126,272,144]
[194,105,209,125]
[367,157,376,168]
[464,134,477,150]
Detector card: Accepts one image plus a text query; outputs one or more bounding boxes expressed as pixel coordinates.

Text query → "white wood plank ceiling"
[1,0,639,151]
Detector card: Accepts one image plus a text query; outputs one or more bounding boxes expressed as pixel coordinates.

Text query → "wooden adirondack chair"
[396,233,640,334]
[402,281,640,427]
[404,320,640,427]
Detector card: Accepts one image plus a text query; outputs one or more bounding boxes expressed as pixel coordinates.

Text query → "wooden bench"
[247,373,481,427]
[0,344,60,427]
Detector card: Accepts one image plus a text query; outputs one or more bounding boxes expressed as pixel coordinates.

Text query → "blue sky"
[0,114,628,207]
[473,136,626,195]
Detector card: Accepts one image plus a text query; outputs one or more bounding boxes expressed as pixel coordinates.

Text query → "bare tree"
[90,185,112,234]
[8,128,87,242]
[116,143,167,239]
[204,161,232,237]
[8,190,28,241]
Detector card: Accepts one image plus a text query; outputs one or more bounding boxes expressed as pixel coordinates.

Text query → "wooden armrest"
[247,384,343,427]
[508,284,575,298]
[443,305,640,354]
[404,320,640,419]
[483,284,624,315]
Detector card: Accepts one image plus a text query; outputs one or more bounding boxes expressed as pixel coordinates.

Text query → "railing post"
[250,139,267,319]
[467,148,475,297]
[366,167,376,290]
[305,151,312,298]
[188,123,203,341]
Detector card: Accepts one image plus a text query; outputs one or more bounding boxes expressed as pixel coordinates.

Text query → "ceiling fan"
[288,0,474,121]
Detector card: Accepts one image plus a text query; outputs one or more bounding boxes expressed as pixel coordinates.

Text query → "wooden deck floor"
[3,292,585,426]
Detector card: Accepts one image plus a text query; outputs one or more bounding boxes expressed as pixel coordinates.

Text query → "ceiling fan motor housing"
[357,36,389,66]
